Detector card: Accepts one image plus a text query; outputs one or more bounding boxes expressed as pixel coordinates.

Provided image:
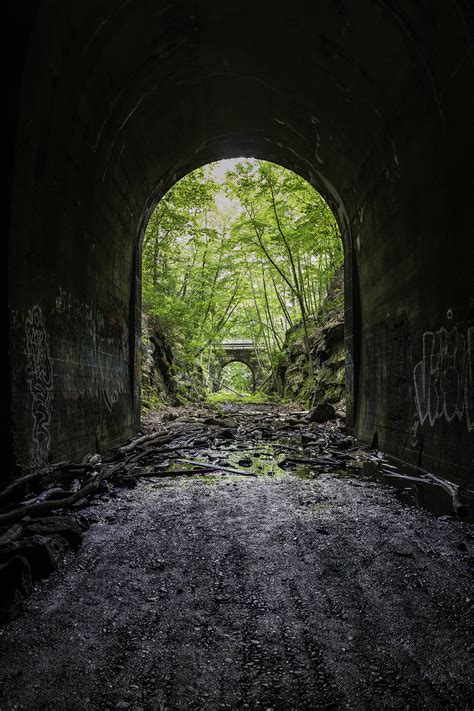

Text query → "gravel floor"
[0,468,473,710]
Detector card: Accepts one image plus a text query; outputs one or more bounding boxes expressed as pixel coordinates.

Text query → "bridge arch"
[211,341,264,394]
[215,360,257,394]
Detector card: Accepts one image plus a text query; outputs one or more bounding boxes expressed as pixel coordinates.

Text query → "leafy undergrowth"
[206,390,275,406]
[141,382,169,411]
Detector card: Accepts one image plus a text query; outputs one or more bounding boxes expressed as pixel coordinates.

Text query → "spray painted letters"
[413,326,473,431]
[25,306,54,464]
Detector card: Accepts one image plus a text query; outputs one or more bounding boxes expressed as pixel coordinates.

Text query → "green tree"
[141,159,343,401]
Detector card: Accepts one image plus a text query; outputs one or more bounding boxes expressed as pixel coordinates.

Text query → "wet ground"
[0,405,473,710]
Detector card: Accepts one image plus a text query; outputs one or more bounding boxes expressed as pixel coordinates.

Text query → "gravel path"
[0,470,472,710]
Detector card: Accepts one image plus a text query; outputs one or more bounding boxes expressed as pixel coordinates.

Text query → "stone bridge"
[211,340,263,392]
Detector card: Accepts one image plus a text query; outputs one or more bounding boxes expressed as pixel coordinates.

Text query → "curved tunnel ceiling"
[24,0,464,238]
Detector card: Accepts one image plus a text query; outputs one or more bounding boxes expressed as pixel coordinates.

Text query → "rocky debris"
[120,404,473,523]
[0,515,89,622]
[1,401,471,625]
[0,534,66,581]
[278,266,345,409]
[203,415,238,428]
[141,312,178,407]
[114,472,138,489]
[0,556,32,623]
[22,516,84,550]
[307,402,336,423]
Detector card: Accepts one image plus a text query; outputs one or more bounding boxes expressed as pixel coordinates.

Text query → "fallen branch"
[281,455,342,467]
[134,467,216,478]
[120,435,177,466]
[0,463,122,527]
[206,371,249,397]
[177,458,257,477]
[118,430,172,454]
[0,462,96,504]
[0,524,23,546]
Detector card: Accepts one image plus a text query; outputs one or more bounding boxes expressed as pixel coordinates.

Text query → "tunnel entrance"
[139,158,344,413]
[6,2,473,487]
[3,10,474,703]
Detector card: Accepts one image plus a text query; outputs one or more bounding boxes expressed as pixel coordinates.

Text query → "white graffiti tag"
[413,326,473,431]
[25,306,54,464]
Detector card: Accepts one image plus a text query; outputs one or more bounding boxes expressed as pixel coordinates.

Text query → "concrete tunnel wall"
[6,1,474,485]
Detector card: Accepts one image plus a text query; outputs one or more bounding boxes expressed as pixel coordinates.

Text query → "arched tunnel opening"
[2,2,474,707]
[216,362,257,396]
[139,157,343,410]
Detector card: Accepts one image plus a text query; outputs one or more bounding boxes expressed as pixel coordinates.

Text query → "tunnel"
[6,1,474,486]
[216,361,257,395]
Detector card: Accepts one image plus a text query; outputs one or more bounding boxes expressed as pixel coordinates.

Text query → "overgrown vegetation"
[206,391,272,406]
[219,361,255,394]
[141,159,343,406]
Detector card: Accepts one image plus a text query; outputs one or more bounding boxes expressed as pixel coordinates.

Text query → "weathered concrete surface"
[6,2,474,482]
[0,472,472,709]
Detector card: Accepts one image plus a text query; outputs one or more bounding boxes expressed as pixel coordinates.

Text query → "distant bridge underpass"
[211,340,264,392]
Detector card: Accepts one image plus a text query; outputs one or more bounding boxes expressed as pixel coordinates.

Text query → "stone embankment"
[278,267,345,410]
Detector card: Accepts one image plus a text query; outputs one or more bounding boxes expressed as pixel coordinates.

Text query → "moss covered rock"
[279,267,345,410]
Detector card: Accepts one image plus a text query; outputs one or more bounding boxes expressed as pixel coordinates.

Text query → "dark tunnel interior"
[7,1,473,485]
[2,4,474,707]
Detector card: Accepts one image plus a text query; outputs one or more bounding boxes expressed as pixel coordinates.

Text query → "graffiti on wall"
[413,326,473,431]
[15,288,132,467]
[25,305,54,465]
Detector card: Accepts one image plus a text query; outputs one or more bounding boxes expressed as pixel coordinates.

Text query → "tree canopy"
[141,158,342,395]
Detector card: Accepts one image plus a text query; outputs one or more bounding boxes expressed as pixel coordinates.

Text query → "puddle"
[156,442,321,481]
[147,438,474,522]
[227,446,284,478]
